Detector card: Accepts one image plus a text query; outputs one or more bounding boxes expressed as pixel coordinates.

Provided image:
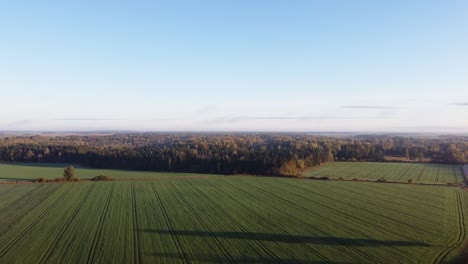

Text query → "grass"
[0,176,466,263]
[0,163,217,182]
[304,162,465,184]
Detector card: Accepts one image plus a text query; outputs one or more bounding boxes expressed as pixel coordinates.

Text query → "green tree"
[63,166,75,181]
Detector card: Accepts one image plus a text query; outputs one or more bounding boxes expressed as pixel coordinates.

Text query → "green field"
[0,176,466,263]
[0,163,217,182]
[304,162,465,184]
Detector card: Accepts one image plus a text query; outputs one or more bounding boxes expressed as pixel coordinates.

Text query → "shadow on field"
[137,229,429,247]
[148,252,350,263]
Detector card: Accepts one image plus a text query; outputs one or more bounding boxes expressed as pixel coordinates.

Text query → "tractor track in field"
[461,165,468,186]
[0,184,73,259]
[250,179,421,261]
[87,184,115,264]
[294,179,442,226]
[400,165,415,182]
[435,168,440,184]
[0,184,22,199]
[131,182,141,264]
[168,182,235,263]
[0,185,59,238]
[226,179,383,263]
[0,184,48,222]
[217,181,336,263]
[39,185,96,264]
[453,167,459,184]
[332,180,446,208]
[0,166,466,263]
[263,180,426,262]
[416,166,426,183]
[190,183,285,263]
[200,178,372,263]
[150,182,190,264]
[277,179,431,239]
[432,190,466,264]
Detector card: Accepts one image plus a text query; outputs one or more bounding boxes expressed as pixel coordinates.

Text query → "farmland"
[304,162,465,184]
[0,175,466,263]
[0,163,217,182]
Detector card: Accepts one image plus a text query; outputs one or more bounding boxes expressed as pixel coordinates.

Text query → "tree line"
[0,133,466,176]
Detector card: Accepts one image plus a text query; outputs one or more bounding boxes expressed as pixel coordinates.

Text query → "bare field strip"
[0,176,466,263]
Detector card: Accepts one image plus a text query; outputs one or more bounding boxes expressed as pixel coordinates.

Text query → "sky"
[1,0,468,133]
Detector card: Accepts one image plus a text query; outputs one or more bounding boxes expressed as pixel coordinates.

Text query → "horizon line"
[1,129,468,135]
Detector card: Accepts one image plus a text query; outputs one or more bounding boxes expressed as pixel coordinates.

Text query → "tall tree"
[63,165,75,181]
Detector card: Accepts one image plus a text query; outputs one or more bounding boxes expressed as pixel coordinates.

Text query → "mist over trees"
[0,134,466,176]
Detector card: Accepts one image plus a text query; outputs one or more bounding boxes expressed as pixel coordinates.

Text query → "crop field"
[0,176,466,263]
[304,162,465,184]
[0,163,217,182]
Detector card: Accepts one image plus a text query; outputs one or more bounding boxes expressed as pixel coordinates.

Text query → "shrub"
[352,178,358,181]
[338,177,344,181]
[92,175,113,181]
[319,176,330,180]
[34,177,47,183]
[73,178,80,182]
[63,166,75,181]
[408,179,413,184]
[376,178,387,183]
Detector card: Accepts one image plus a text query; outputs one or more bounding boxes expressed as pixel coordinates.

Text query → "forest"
[0,134,466,176]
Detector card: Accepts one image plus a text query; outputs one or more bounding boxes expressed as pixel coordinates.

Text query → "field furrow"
[260,180,434,262]
[305,162,464,184]
[188,181,285,263]
[0,184,73,259]
[87,183,116,264]
[39,184,96,264]
[167,182,235,263]
[0,172,466,263]
[433,190,466,263]
[150,182,190,263]
[0,184,50,223]
[225,179,398,263]
[131,182,141,264]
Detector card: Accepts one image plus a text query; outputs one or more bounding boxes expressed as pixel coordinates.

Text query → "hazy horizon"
[1,1,468,132]
[1,128,468,135]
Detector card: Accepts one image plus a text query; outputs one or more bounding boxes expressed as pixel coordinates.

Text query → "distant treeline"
[0,134,466,176]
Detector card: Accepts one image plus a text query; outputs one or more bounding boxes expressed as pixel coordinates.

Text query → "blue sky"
[1,0,468,132]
